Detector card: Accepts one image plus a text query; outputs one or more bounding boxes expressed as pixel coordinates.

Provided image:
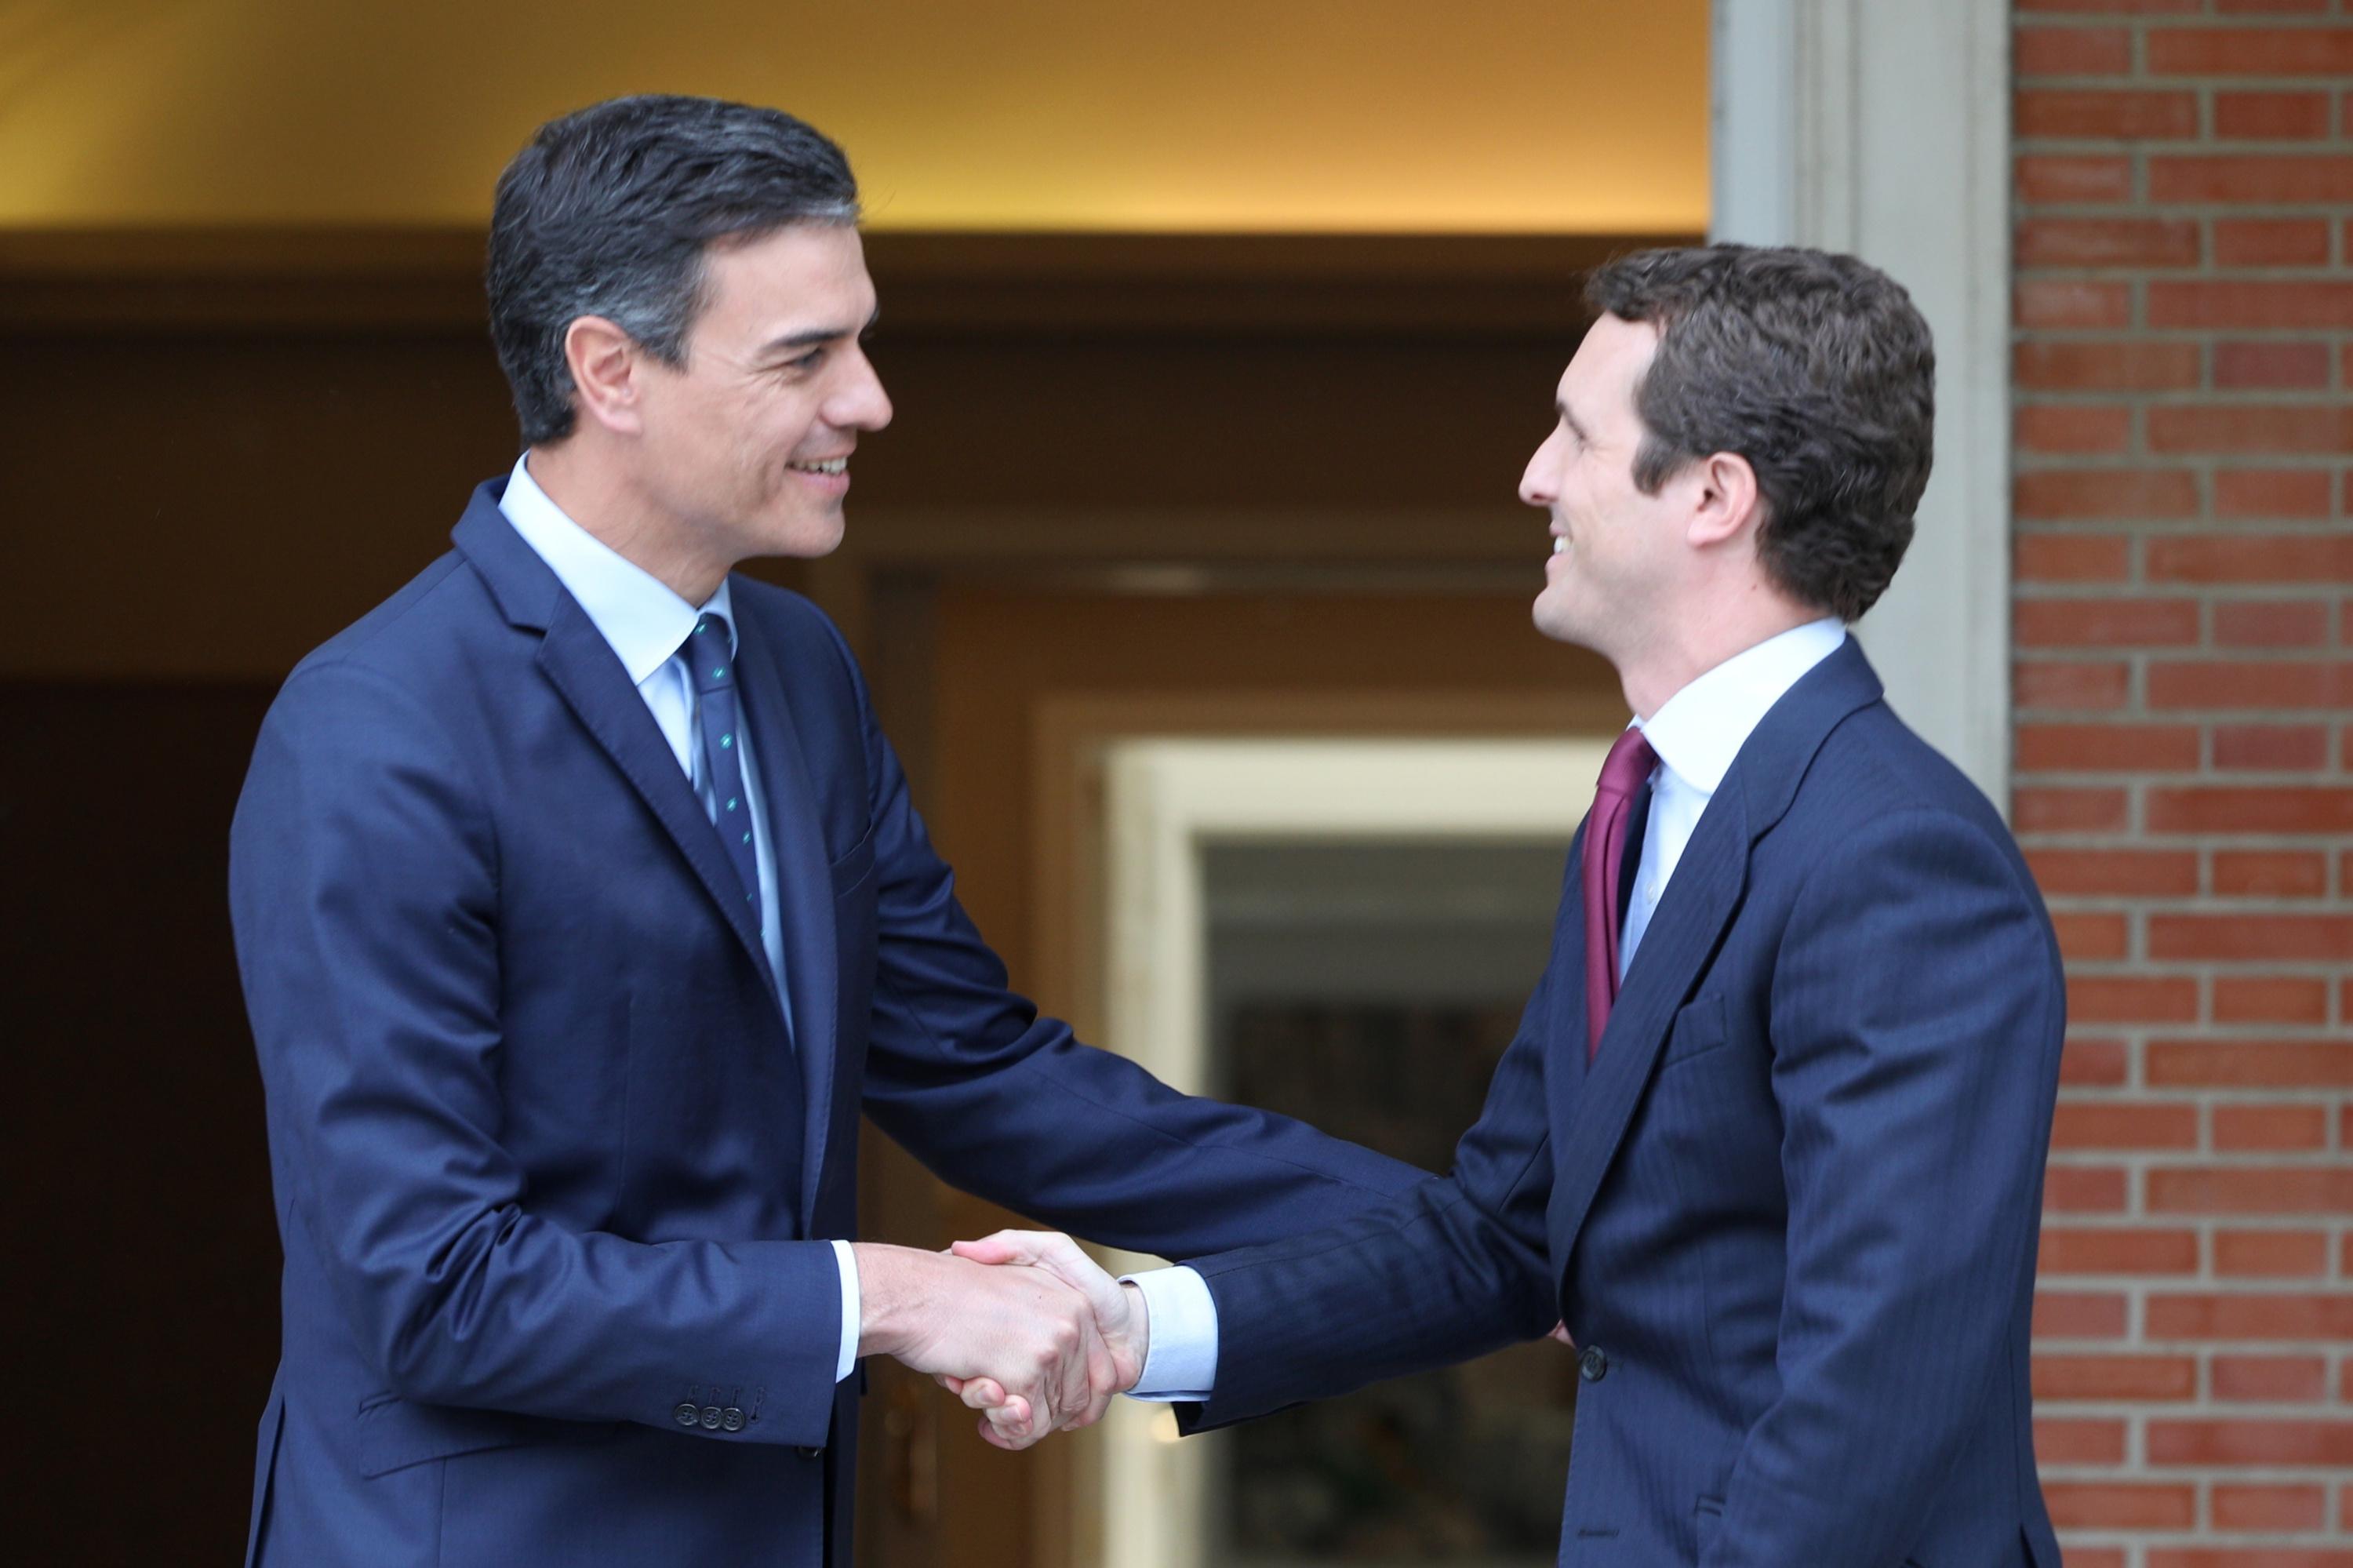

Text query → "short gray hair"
[487,95,860,445]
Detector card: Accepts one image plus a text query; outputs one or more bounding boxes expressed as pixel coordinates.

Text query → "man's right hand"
[849,1242,1131,1450]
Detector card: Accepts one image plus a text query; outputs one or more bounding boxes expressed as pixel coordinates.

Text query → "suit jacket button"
[1579,1346,1610,1382]
[674,1402,702,1428]
[796,1445,823,1460]
[700,1406,724,1429]
[721,1407,747,1432]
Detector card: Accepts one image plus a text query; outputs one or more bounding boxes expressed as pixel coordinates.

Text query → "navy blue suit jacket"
[229,478,1424,1568]
[1178,640,2066,1568]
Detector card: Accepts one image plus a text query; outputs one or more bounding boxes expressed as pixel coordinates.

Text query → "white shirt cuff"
[830,1239,860,1384]
[1119,1265,1217,1401]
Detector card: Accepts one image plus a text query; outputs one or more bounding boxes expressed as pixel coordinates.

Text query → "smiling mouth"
[1552,535,1569,555]
[788,457,849,476]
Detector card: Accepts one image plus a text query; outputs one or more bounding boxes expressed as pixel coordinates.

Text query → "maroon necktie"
[1584,726,1659,1059]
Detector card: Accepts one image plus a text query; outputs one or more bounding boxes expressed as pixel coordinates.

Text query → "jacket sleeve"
[1707,807,2064,1566]
[232,661,842,1446]
[828,626,1431,1259]
[1173,957,1567,1431]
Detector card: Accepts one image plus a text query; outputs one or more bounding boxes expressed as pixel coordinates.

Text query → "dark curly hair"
[1584,245,1936,622]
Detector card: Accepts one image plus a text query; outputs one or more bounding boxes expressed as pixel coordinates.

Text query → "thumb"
[949,1233,1039,1268]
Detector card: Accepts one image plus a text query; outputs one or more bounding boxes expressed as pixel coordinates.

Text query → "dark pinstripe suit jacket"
[1178,639,2067,1568]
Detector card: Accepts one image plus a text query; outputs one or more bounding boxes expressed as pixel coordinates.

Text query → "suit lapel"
[534,597,784,1014]
[1545,785,1748,1261]
[731,606,841,1227]
[1543,635,1888,1271]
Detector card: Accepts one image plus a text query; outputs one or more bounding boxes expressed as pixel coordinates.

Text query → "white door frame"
[1712,0,2013,811]
[1093,736,1605,1568]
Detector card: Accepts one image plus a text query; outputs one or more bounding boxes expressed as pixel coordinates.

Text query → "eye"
[786,347,826,372]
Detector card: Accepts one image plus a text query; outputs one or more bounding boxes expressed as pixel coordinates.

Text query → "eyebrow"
[756,307,881,360]
[1555,399,1591,443]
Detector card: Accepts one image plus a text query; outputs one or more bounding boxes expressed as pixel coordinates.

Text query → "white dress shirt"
[499,454,862,1384]
[1125,617,1849,1399]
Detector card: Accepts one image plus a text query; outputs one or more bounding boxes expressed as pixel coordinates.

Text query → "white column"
[1711,0,2013,812]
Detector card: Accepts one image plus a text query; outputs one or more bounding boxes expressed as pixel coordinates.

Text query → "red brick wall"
[2013,1,2352,1561]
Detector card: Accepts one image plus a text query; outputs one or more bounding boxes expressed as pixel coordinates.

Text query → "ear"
[1686,451,1763,551]
[562,315,647,437]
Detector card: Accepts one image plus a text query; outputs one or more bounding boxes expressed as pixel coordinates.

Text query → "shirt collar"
[1635,617,1848,797]
[496,452,733,682]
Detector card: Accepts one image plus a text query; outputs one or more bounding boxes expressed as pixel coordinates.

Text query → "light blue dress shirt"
[499,454,862,1384]
[1125,617,1849,1399]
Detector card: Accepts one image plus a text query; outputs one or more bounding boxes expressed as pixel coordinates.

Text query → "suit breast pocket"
[828,828,877,899]
[1660,992,1729,1068]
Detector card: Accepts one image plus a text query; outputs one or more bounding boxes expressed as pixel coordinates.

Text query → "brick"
[2213,1230,2331,1279]
[2213,724,2331,770]
[2018,722,2201,771]
[2215,0,2329,10]
[2051,1104,2202,1151]
[2149,533,2353,584]
[2146,1166,2353,1215]
[2213,1103,2330,1151]
[2149,914,2353,961]
[2148,786,2353,832]
[2017,531,2133,582]
[2024,90,2202,144]
[2148,405,2353,457]
[2211,975,2330,1024]
[2015,0,2198,12]
[2017,402,2133,454]
[2213,470,2335,519]
[2065,1552,2125,1568]
[2053,911,2131,962]
[2209,1483,2327,1531]
[2035,1417,2126,1464]
[2017,154,2134,204]
[2214,91,2335,140]
[2020,598,2201,648]
[2046,1163,2132,1212]
[2018,659,2132,709]
[2036,1290,2129,1338]
[2060,1037,2130,1086]
[2146,1293,2353,1341]
[2029,847,2199,894]
[2213,339,2331,387]
[2211,851,2328,897]
[2213,601,2329,648]
[2017,26,2133,77]
[2147,1418,2353,1467]
[2018,278,2134,329]
[2148,660,2353,711]
[2020,216,2202,267]
[2148,1040,2353,1088]
[2147,1551,2353,1568]
[2035,1354,2198,1401]
[2017,468,2200,521]
[2018,89,2198,140]
[2146,27,2353,76]
[2044,1481,2196,1530]
[2041,1224,2200,1271]
[2070,975,2199,1024]
[2020,784,2131,831]
[2016,339,2199,391]
[2149,280,2353,329]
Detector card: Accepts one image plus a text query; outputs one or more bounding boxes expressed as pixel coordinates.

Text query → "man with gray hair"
[962,246,2068,1567]
[229,94,1427,1567]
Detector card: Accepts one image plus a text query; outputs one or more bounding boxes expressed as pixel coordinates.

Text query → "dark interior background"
[0,230,1668,1562]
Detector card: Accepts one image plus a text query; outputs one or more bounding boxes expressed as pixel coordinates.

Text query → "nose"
[1519,428,1563,508]
[828,344,893,433]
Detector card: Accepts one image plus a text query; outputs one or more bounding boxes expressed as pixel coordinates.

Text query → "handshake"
[851,1231,1146,1450]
